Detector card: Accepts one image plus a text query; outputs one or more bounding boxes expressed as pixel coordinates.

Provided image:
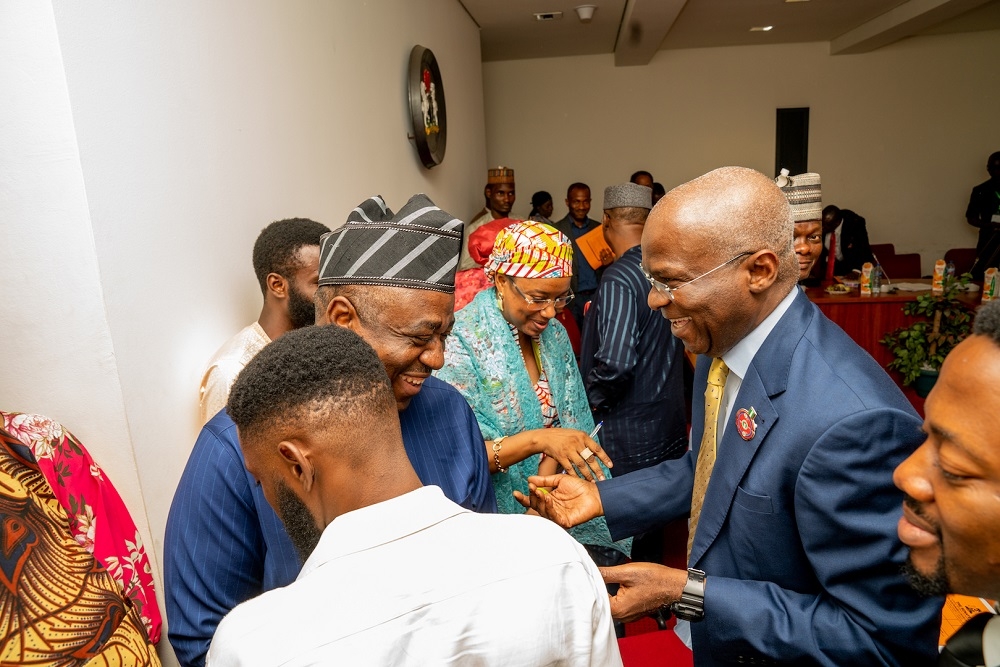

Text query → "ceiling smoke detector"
[574,5,597,23]
[534,11,563,21]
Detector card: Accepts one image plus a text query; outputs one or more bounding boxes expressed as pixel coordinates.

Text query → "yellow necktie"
[688,357,730,562]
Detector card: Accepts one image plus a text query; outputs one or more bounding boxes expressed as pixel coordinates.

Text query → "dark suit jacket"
[966,179,1000,262]
[598,289,942,666]
[579,246,687,474]
[553,214,602,294]
[818,209,874,275]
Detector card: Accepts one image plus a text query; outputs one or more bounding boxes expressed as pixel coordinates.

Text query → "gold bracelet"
[492,436,508,473]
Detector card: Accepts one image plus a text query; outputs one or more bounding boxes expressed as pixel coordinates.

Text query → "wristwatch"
[669,568,706,622]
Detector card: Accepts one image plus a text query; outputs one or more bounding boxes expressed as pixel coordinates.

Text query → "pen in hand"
[589,421,603,440]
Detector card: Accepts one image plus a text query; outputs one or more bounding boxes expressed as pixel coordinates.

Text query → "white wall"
[483,31,1000,273]
[4,1,486,664]
[0,0,155,597]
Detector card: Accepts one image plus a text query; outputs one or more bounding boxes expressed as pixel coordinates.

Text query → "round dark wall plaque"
[408,45,447,169]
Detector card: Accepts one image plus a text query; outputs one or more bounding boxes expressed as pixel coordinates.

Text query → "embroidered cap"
[603,182,652,210]
[487,166,515,185]
[318,194,464,293]
[775,169,822,222]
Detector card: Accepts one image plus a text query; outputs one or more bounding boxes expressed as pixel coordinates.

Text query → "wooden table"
[803,279,981,414]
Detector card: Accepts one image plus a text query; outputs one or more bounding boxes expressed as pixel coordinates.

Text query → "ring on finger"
[579,446,594,460]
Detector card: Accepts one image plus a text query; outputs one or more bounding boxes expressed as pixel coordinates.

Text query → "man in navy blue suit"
[517,167,942,666]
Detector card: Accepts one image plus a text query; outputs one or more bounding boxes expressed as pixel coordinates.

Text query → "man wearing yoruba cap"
[775,169,824,282]
[580,183,687,565]
[458,166,516,271]
[163,194,495,667]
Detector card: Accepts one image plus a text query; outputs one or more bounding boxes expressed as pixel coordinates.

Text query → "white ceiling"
[464,0,1000,64]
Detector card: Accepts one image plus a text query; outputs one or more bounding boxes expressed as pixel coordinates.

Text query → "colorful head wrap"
[484,220,573,280]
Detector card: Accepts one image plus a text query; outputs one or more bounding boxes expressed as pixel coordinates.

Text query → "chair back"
[944,248,976,276]
[880,253,922,280]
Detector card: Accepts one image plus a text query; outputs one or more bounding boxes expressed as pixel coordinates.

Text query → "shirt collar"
[298,486,464,579]
[721,286,798,381]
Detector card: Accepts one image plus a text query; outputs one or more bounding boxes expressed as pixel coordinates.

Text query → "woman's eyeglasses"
[508,278,574,311]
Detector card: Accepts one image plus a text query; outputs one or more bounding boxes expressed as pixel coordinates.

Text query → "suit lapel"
[688,291,814,566]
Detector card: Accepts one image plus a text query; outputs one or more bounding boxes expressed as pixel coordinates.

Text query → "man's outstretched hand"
[512,474,604,528]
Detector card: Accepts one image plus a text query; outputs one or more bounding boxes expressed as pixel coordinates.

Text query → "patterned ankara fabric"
[484,221,573,280]
[505,320,560,428]
[435,288,630,558]
[0,425,160,666]
[318,194,463,293]
[1,412,161,644]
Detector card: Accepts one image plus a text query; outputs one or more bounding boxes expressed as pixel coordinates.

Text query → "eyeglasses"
[642,251,755,302]
[507,278,574,311]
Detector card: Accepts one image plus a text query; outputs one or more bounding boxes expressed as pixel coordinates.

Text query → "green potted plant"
[880,273,976,397]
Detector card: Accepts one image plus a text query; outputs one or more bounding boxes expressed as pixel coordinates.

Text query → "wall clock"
[407,45,447,169]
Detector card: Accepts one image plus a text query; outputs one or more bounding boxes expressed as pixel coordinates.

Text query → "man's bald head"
[655,166,797,286]
[641,167,798,357]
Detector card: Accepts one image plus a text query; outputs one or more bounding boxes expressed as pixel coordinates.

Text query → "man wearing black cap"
[164,194,495,667]
[580,182,687,565]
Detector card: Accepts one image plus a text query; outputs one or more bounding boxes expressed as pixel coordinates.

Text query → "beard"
[287,284,316,330]
[902,552,950,597]
[900,494,950,596]
[276,479,323,563]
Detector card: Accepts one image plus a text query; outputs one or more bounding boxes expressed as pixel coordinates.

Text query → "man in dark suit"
[819,204,874,277]
[894,299,1000,665]
[517,167,942,666]
[554,182,605,327]
[966,151,1000,279]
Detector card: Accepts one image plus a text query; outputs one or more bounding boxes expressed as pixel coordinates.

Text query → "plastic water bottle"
[945,260,956,279]
[872,263,882,295]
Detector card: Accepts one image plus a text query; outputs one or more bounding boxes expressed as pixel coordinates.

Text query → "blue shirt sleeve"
[399,378,496,514]
[164,414,298,667]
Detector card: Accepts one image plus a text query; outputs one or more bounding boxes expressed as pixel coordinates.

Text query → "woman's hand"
[533,428,612,482]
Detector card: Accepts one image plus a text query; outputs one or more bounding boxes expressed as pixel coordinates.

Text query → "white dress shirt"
[717,286,798,439]
[824,221,844,262]
[208,486,622,666]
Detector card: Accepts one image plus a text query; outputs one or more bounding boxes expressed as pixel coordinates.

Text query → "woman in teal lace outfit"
[435,221,630,564]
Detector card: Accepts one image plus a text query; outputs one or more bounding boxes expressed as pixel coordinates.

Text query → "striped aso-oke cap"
[318,194,463,293]
[775,169,822,222]
[484,220,573,280]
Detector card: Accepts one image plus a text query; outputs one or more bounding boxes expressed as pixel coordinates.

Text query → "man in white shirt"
[894,299,1000,667]
[209,324,621,667]
[198,217,329,423]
